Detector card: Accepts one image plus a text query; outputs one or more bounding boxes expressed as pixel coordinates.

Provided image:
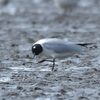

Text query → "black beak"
[33,53,35,58]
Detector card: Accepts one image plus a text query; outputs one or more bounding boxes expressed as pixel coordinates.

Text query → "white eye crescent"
[33,46,36,49]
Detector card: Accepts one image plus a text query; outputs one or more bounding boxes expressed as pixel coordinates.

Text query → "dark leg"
[37,59,55,71]
[37,59,53,63]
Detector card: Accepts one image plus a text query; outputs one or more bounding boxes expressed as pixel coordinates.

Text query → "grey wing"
[43,42,85,53]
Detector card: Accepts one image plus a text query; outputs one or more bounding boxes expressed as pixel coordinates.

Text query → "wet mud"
[0,0,100,100]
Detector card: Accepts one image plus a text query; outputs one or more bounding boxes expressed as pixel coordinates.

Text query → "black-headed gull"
[32,38,93,71]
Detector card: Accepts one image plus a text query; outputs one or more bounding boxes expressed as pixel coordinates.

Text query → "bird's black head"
[32,44,43,56]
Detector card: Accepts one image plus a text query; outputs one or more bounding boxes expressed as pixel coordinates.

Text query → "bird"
[31,38,93,71]
[54,0,79,13]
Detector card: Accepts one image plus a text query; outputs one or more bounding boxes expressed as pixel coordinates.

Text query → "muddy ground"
[0,0,100,100]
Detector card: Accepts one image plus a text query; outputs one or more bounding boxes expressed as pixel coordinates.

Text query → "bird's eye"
[32,44,43,55]
[32,46,36,53]
[33,46,36,49]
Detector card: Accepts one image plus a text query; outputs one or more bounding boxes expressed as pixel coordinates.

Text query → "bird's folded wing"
[43,43,85,53]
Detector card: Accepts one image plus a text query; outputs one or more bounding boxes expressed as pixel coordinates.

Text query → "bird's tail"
[77,43,97,47]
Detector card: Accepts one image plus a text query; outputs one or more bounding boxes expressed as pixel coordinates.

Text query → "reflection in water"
[9,66,35,72]
[35,98,64,100]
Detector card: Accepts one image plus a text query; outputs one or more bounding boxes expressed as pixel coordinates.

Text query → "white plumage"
[32,38,86,71]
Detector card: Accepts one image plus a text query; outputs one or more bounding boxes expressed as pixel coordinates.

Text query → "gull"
[32,38,93,71]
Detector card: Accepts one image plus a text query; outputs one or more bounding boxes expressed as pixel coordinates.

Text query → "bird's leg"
[37,59,53,63]
[37,59,55,71]
[52,59,55,71]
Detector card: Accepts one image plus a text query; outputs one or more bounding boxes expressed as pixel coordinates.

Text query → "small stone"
[93,68,98,72]
[78,78,82,80]
[2,98,5,100]
[59,89,66,94]
[22,63,25,65]
[34,87,42,90]
[25,55,30,58]
[16,86,23,90]
[11,44,18,47]
[1,87,5,89]
[78,96,89,100]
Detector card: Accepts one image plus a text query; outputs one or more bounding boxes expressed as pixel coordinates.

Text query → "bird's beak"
[33,53,35,58]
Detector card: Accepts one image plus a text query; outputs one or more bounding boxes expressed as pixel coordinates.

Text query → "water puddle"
[1,60,22,64]
[34,98,64,100]
[9,66,35,72]
[39,68,51,71]
[0,77,10,83]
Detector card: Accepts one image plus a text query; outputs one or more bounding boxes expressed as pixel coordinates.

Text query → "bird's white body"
[34,38,85,59]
